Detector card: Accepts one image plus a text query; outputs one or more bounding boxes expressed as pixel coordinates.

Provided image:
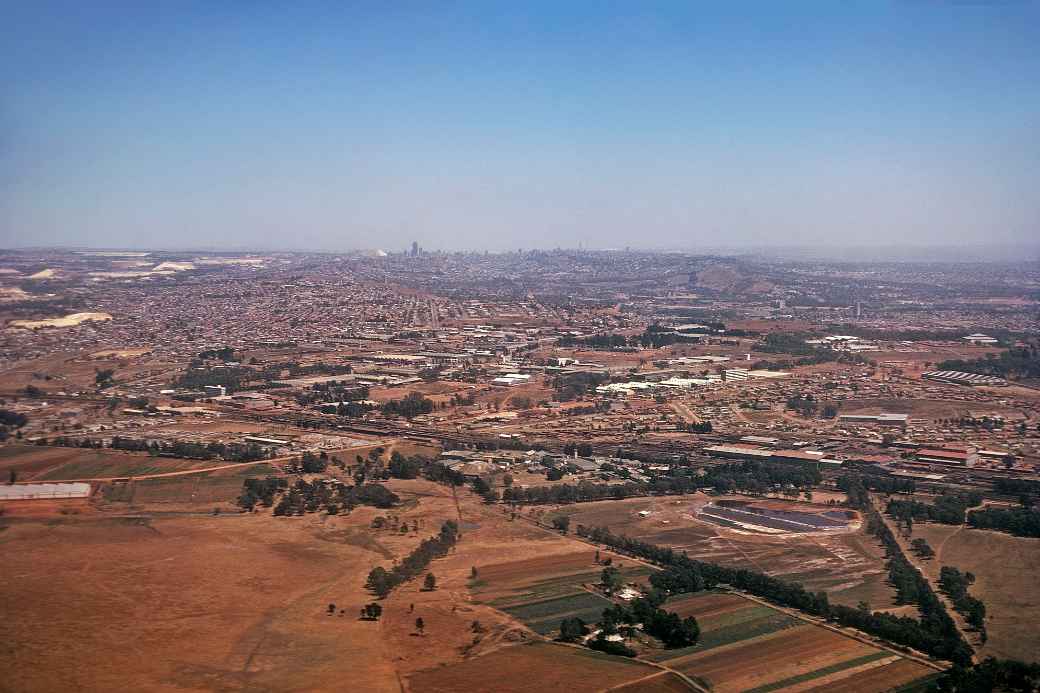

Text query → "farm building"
[0,483,91,500]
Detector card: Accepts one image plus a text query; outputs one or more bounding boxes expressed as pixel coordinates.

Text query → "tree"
[0,410,28,428]
[366,566,394,598]
[601,566,624,594]
[415,617,425,635]
[911,538,935,559]
[95,369,115,388]
[328,603,336,615]
[552,515,570,533]
[423,573,437,591]
[470,566,478,579]
[362,603,383,620]
[559,617,587,642]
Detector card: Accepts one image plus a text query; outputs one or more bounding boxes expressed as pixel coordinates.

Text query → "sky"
[2,1,1038,253]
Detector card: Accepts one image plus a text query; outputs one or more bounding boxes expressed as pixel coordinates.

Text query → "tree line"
[365,521,459,598]
[237,475,400,515]
[886,491,983,526]
[966,506,1040,538]
[936,341,1040,381]
[932,657,1040,692]
[551,371,611,401]
[938,566,986,640]
[380,392,434,419]
[36,435,274,463]
[498,460,822,505]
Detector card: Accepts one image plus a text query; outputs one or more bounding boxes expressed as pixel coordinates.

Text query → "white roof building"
[0,483,92,500]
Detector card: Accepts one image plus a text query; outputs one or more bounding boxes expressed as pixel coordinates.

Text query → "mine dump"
[697,499,858,533]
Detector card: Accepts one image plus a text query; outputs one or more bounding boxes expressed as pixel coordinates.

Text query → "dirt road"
[873,497,980,662]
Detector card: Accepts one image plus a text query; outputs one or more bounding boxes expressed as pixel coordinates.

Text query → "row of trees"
[785,394,839,418]
[886,491,983,526]
[387,452,425,479]
[0,408,28,442]
[938,567,986,639]
[172,365,253,391]
[932,657,1040,692]
[69,435,274,462]
[248,477,399,515]
[966,506,1040,538]
[634,326,704,349]
[380,392,434,419]
[992,478,1040,497]
[562,442,594,457]
[365,521,459,598]
[551,371,611,401]
[838,474,917,497]
[936,342,1040,381]
[0,409,28,428]
[499,460,822,505]
[557,333,631,350]
[756,332,816,356]
[577,520,974,665]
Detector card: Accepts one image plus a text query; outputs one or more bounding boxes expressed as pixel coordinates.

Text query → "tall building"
[411,241,419,257]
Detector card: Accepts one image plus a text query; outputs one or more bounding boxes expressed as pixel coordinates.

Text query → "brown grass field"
[0,465,946,693]
[0,476,476,692]
[0,445,217,481]
[912,523,1040,663]
[408,641,676,693]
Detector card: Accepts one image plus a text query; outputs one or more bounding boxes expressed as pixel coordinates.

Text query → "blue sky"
[2,1,1038,252]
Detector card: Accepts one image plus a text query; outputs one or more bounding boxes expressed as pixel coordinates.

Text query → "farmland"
[646,591,938,693]
[409,641,688,693]
[470,550,652,635]
[550,495,899,611]
[0,445,217,481]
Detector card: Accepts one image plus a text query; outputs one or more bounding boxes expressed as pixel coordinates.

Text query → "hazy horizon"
[3,2,1038,252]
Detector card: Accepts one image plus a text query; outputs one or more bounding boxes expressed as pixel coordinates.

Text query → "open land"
[910,523,1040,663]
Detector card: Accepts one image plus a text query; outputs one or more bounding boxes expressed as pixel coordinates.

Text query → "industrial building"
[838,413,908,427]
[915,448,978,466]
[922,370,1006,387]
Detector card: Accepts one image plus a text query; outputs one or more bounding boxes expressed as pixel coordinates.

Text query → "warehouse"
[922,370,1006,387]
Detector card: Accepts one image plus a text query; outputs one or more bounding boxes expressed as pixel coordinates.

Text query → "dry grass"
[913,523,1040,663]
